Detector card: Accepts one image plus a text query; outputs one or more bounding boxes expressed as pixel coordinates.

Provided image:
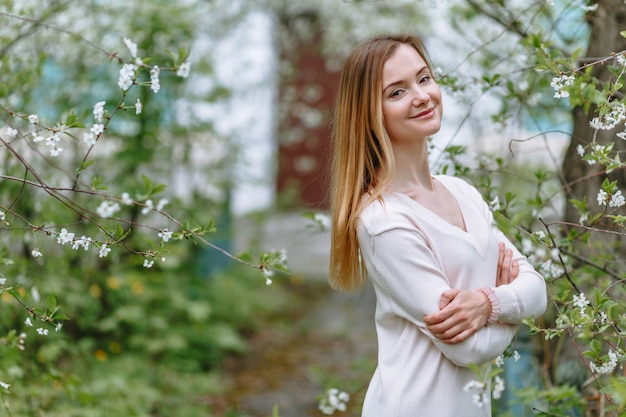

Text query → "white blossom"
[540,259,564,278]
[143,259,154,268]
[176,61,191,78]
[50,147,63,157]
[609,190,625,207]
[32,132,44,143]
[573,292,590,316]
[590,350,619,375]
[597,189,608,206]
[141,199,154,215]
[513,350,521,362]
[83,132,96,146]
[17,333,26,350]
[521,238,533,254]
[96,200,121,218]
[72,235,92,251]
[577,144,585,157]
[463,380,489,408]
[489,195,501,211]
[0,381,10,391]
[31,249,43,257]
[44,133,62,156]
[150,66,161,93]
[135,98,142,115]
[5,127,18,137]
[158,228,172,242]
[24,317,33,327]
[319,388,350,415]
[57,228,75,245]
[123,37,138,58]
[55,322,63,332]
[93,101,106,122]
[90,123,104,136]
[45,133,60,147]
[29,287,39,303]
[118,63,136,90]
[36,328,48,336]
[492,376,505,399]
[589,103,626,130]
[156,198,168,211]
[99,244,111,258]
[121,192,134,205]
[590,117,603,130]
[494,355,505,367]
[28,114,39,124]
[550,74,575,98]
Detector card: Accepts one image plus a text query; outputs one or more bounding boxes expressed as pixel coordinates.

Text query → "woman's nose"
[411,86,429,104]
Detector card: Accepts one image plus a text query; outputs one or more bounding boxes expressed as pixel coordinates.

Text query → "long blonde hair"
[329,34,434,291]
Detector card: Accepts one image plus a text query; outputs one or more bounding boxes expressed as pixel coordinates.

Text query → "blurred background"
[1,0,624,416]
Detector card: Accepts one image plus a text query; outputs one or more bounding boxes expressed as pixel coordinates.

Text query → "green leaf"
[46,295,57,312]
[75,160,94,175]
[115,224,131,241]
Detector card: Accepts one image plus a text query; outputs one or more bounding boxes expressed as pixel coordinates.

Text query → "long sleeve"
[359,221,517,367]
[466,180,548,324]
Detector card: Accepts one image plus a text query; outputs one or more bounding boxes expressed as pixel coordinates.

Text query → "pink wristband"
[477,287,500,324]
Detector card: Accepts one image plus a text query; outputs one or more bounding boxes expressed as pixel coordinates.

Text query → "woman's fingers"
[425,290,490,344]
[496,243,519,286]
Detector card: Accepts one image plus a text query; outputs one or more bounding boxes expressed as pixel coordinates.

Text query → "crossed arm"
[424,242,519,344]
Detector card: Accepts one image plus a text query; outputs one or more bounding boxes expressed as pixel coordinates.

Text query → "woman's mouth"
[412,108,434,119]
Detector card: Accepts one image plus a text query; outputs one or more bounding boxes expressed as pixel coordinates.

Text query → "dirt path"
[214,284,377,417]
[217,214,378,417]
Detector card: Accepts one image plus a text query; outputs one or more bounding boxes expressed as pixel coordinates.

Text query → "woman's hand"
[424,289,490,344]
[497,242,519,287]
[424,242,520,344]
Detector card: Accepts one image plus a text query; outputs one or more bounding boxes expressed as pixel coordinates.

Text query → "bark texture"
[562,0,626,249]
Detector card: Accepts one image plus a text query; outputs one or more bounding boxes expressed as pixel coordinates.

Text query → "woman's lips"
[412,108,434,119]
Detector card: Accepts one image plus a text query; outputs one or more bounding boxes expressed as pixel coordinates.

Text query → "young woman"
[329,34,547,417]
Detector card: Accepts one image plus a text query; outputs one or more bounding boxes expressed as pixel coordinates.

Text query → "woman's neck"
[390,139,433,192]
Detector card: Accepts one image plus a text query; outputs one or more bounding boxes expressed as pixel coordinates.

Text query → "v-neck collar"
[389,175,490,259]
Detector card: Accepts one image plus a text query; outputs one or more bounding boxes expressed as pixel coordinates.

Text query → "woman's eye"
[419,75,431,83]
[390,89,403,97]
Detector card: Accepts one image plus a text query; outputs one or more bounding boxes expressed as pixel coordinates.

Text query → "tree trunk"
[562,0,626,251]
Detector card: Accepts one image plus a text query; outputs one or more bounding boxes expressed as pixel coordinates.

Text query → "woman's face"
[381,43,442,144]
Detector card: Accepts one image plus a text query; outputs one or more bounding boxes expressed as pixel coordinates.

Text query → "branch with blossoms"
[0,33,287,274]
[0,30,289,355]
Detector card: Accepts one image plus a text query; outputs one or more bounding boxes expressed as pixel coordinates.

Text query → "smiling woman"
[328,34,547,417]
[381,44,443,146]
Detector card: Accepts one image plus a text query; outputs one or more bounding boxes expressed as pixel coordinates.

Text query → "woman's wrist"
[476,287,500,324]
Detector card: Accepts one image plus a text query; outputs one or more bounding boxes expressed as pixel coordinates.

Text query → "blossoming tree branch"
[0,31,288,385]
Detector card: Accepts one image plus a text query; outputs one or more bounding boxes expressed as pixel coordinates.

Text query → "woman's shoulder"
[358,193,421,236]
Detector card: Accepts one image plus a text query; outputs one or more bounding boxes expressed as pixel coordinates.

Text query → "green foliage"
[0,257,295,415]
[2,1,626,416]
